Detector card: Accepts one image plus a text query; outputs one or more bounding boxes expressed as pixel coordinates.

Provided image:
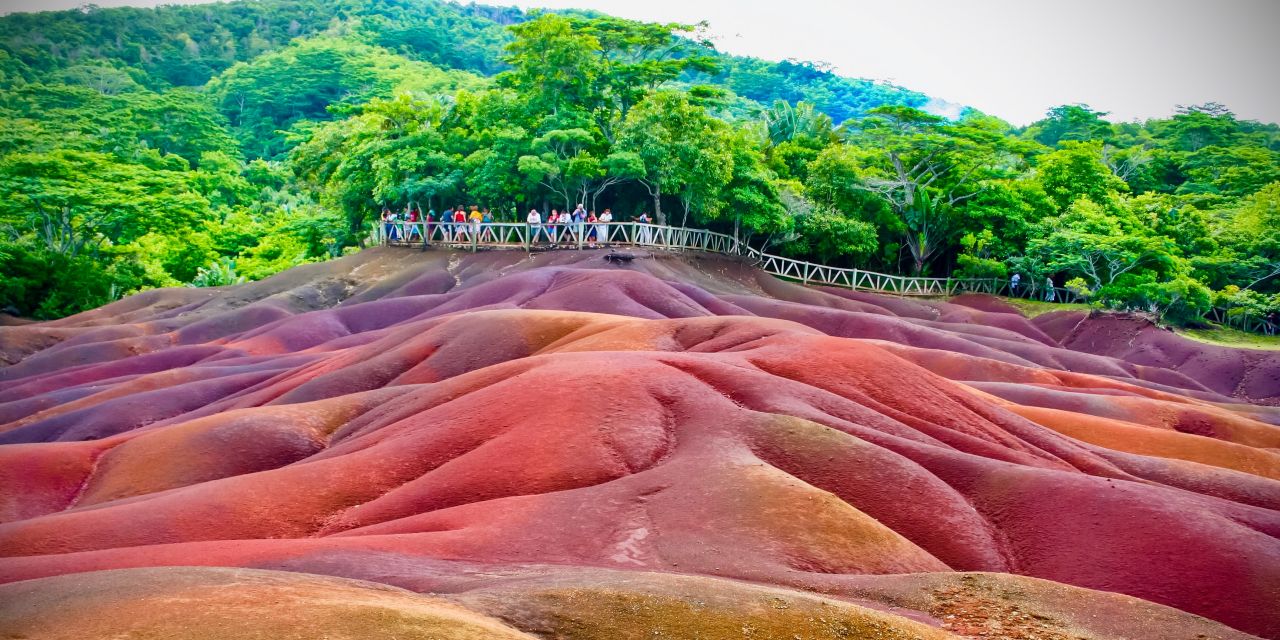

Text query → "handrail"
[374,219,1020,298]
[375,219,1275,333]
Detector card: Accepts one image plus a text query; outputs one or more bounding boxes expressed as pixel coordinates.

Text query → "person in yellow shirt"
[468,207,484,244]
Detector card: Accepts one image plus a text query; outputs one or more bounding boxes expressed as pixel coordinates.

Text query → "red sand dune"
[1,247,1278,639]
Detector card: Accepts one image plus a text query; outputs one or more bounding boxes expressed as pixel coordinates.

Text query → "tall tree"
[518,128,601,210]
[616,91,732,225]
[1024,104,1112,148]
[845,105,1008,273]
[1035,141,1129,212]
[499,15,602,120]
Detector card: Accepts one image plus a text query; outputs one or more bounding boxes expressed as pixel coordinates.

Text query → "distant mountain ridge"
[0,0,958,127]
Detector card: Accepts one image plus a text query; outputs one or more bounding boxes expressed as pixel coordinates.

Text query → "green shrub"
[1098,274,1212,324]
[954,254,1008,279]
[189,257,246,288]
[0,241,148,319]
[1064,277,1093,298]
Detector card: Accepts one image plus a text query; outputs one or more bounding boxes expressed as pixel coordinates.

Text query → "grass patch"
[938,293,1278,348]
[929,294,1093,317]
[999,297,1093,318]
[1177,325,1280,350]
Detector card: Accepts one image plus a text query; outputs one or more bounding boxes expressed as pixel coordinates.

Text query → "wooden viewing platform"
[380,222,1279,338]
[376,220,1036,299]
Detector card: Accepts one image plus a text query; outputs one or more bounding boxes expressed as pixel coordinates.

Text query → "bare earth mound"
[2,247,1278,639]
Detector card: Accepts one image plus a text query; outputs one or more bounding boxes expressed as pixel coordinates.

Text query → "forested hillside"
[1,0,1277,327]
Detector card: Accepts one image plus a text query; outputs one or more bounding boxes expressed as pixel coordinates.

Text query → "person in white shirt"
[526,209,543,243]
[597,208,612,246]
[636,212,653,244]
[558,210,572,244]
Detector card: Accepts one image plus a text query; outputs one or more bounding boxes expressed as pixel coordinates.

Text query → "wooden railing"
[374,220,1039,298]
[377,220,1275,333]
[379,220,744,254]
[1205,306,1278,336]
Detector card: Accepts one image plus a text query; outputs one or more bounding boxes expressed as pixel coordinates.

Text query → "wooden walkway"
[377,220,1273,334]
[377,220,1015,298]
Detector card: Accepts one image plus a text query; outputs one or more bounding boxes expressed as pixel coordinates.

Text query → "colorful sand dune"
[1,248,1278,639]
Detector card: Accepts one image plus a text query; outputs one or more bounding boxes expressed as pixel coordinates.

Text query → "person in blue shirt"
[438,206,453,242]
[572,204,586,245]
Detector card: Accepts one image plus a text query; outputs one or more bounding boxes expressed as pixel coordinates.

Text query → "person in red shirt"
[547,209,560,246]
[452,206,468,243]
[405,206,422,242]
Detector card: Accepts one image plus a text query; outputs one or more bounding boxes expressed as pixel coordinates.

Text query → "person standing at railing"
[480,208,495,243]
[469,206,483,243]
[526,208,543,244]
[405,206,422,242]
[548,210,560,245]
[637,212,653,244]
[586,210,599,248]
[397,205,409,241]
[1010,273,1020,296]
[1045,277,1055,302]
[452,206,468,243]
[571,205,586,247]
[438,206,453,243]
[598,209,612,247]
[381,207,399,243]
[546,209,560,246]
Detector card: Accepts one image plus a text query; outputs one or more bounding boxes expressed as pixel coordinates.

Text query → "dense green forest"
[1,0,1277,326]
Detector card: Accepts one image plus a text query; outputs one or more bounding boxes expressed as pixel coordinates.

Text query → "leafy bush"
[1098,274,1212,324]
[1064,277,1093,298]
[0,241,147,319]
[189,257,246,288]
[779,207,878,266]
[1213,285,1280,325]
[954,254,1007,279]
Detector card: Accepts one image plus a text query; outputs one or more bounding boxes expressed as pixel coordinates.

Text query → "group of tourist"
[380,204,496,243]
[380,203,657,247]
[523,205,653,248]
[1009,273,1057,301]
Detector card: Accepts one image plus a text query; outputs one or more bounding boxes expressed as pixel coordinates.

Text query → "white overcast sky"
[3,0,1278,125]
